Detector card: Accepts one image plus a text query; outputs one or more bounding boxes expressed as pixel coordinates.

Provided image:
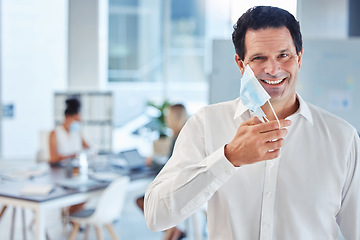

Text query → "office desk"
[0,163,157,240]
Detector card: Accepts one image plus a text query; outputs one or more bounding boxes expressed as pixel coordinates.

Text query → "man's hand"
[224,117,291,167]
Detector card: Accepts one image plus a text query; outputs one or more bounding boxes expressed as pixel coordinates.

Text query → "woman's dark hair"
[64,98,81,116]
[232,6,302,60]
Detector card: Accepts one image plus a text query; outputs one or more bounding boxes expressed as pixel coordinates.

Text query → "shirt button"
[225,170,230,175]
[266,192,272,197]
[270,162,275,167]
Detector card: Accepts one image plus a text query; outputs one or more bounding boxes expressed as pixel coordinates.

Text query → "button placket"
[259,157,280,240]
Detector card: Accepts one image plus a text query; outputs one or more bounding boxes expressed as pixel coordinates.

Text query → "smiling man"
[237,27,301,120]
[145,6,360,240]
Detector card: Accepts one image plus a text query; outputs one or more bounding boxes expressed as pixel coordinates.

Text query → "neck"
[63,120,72,133]
[261,96,299,120]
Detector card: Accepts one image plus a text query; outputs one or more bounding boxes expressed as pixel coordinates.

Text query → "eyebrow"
[278,49,292,54]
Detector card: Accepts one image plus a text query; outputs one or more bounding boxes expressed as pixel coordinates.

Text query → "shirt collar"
[233,93,313,125]
[292,93,313,125]
[234,97,248,120]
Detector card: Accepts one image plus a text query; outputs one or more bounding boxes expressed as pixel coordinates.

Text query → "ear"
[297,49,303,69]
[235,54,245,75]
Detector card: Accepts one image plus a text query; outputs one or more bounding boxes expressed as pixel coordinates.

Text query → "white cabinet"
[54,91,113,153]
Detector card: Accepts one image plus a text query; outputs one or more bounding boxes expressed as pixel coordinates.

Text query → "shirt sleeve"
[144,109,236,231]
[336,129,360,239]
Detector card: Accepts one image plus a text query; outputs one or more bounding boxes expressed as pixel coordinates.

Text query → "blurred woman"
[49,98,90,164]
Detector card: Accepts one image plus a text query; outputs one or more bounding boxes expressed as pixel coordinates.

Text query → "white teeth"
[263,79,284,85]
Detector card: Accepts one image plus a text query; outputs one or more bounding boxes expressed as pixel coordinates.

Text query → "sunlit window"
[168,0,205,83]
[108,0,205,83]
[108,0,163,82]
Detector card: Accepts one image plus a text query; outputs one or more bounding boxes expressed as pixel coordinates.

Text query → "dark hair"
[232,6,302,61]
[64,98,81,116]
[170,103,186,111]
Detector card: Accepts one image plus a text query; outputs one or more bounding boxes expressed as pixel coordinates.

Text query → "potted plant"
[147,100,172,156]
[147,100,171,137]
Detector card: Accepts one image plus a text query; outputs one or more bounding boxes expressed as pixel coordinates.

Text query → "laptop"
[118,149,146,171]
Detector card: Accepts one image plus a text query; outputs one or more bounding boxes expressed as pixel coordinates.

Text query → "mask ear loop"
[266,100,281,129]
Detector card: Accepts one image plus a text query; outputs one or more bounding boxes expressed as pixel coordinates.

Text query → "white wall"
[1,0,67,160]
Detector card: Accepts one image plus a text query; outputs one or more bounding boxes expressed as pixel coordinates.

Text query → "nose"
[264,59,281,76]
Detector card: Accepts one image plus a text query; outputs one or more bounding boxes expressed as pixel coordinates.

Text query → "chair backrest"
[36,130,50,163]
[93,175,130,223]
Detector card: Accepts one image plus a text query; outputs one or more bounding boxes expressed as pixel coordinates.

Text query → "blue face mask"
[69,121,81,132]
[240,64,270,118]
[240,64,280,128]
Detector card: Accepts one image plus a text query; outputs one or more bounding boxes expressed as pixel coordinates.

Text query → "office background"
[0,0,359,161]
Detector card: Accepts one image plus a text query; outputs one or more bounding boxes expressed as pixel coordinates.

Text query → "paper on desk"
[1,164,49,181]
[21,184,54,195]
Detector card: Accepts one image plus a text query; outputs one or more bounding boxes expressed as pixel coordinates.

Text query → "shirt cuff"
[207,145,236,182]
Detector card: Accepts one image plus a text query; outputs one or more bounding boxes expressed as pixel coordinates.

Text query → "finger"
[262,128,288,142]
[277,119,291,129]
[264,149,281,160]
[265,138,285,150]
[256,119,291,133]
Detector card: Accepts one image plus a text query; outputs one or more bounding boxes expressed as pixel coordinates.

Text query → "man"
[144,6,360,240]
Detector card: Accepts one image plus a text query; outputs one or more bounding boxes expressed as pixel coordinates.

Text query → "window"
[108,0,206,84]
[108,0,163,83]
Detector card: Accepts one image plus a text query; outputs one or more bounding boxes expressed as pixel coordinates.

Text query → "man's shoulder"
[307,102,356,133]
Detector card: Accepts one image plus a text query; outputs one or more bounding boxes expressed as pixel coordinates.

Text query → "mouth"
[261,77,286,85]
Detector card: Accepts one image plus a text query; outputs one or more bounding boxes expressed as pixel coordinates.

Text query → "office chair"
[35,130,50,163]
[68,176,130,240]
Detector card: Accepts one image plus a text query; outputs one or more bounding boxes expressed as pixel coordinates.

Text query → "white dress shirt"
[144,94,360,240]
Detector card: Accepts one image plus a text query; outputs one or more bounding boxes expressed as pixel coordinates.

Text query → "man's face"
[237,27,303,107]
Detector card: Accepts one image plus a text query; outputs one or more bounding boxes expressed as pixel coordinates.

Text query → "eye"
[251,56,266,61]
[279,53,289,58]
[278,53,292,62]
